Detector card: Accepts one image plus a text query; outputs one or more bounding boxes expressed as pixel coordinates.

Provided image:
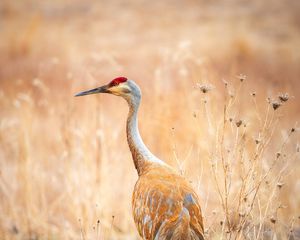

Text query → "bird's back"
[132,163,204,240]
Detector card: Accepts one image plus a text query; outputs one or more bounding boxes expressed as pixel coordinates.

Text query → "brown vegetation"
[0,0,299,239]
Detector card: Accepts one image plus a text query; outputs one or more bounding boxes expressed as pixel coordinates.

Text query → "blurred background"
[0,0,299,239]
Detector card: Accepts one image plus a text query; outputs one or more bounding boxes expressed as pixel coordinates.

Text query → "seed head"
[237,74,247,82]
[222,79,228,87]
[270,216,276,224]
[236,120,243,127]
[278,93,289,102]
[272,101,281,110]
[277,182,285,189]
[197,83,214,93]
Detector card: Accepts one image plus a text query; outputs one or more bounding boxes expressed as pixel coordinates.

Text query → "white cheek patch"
[109,84,130,94]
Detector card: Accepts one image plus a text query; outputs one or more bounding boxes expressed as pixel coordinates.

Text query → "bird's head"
[75,77,141,102]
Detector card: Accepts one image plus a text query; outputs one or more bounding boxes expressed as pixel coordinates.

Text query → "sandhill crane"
[75,77,204,240]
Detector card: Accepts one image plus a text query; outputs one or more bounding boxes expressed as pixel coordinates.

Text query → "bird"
[75,77,204,240]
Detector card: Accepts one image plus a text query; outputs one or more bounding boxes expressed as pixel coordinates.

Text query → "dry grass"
[0,0,300,239]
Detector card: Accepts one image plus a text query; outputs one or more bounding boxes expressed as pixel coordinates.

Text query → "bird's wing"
[182,189,205,239]
[132,167,204,239]
[133,175,182,239]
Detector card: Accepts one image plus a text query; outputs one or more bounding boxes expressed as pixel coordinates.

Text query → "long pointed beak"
[74,85,110,97]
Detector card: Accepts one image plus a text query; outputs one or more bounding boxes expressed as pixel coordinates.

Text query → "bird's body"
[75,77,204,240]
[133,163,204,239]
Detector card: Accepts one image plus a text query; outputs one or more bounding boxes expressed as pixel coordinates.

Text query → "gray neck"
[126,96,165,174]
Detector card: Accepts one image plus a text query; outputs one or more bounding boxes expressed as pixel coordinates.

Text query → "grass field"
[0,0,300,239]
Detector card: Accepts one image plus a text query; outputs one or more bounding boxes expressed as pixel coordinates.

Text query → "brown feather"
[132,163,204,240]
